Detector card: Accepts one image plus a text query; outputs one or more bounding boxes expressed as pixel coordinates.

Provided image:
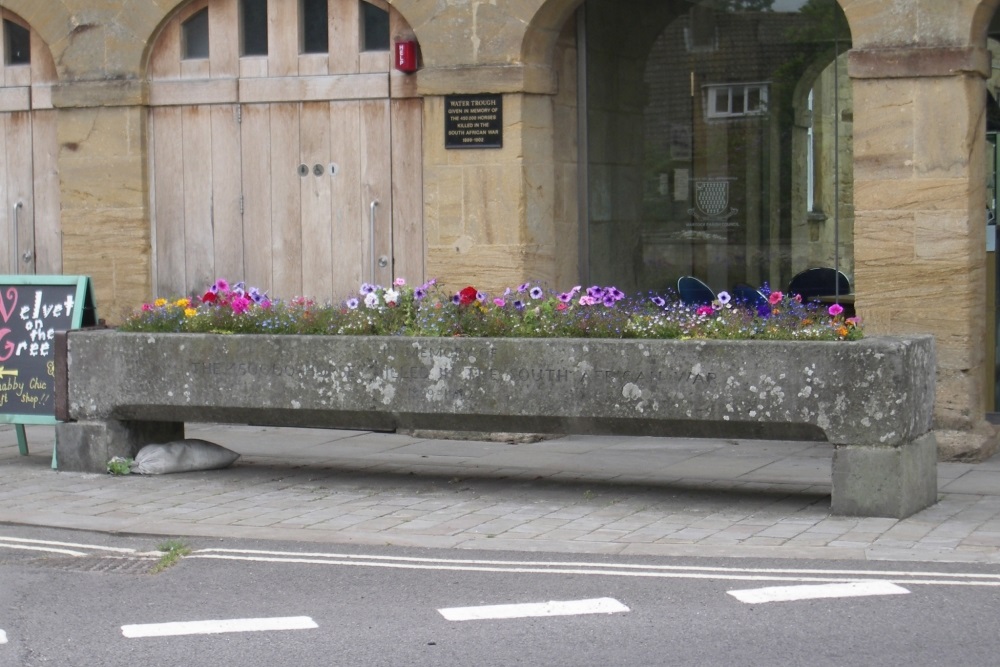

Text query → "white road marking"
[728,581,911,604]
[0,629,6,644]
[439,597,630,621]
[0,536,136,555]
[189,549,1000,588]
[121,616,318,638]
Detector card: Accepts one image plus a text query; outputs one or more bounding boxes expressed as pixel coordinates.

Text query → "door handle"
[370,199,379,284]
[12,201,21,270]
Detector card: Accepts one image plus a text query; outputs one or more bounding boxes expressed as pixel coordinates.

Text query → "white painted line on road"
[0,629,7,644]
[439,597,630,621]
[122,616,318,638]
[728,581,911,604]
[189,550,1000,588]
[0,543,87,556]
[0,536,136,554]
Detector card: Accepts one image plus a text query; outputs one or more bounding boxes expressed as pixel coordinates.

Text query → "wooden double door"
[150,97,421,301]
[0,12,59,277]
[147,0,423,302]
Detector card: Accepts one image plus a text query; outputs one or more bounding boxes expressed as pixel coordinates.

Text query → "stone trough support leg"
[830,433,938,519]
[55,420,185,474]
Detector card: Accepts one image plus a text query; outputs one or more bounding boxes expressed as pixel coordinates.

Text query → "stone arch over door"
[147,0,423,300]
[0,9,59,276]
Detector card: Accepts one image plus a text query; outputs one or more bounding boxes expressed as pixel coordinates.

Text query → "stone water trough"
[54,331,938,518]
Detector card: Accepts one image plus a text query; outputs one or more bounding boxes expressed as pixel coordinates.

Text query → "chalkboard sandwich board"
[0,275,96,427]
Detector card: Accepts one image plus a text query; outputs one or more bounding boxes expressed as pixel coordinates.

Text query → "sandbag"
[130,439,240,475]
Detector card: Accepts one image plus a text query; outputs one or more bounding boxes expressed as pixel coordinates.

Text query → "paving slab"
[2,423,1000,563]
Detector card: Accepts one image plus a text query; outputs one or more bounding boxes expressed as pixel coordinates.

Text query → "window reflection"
[583,0,852,299]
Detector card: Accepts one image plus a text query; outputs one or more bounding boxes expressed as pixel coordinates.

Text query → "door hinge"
[234,105,242,124]
[239,195,244,216]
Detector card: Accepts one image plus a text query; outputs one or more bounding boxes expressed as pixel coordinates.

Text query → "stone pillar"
[849,45,999,459]
[53,83,152,319]
[411,2,579,296]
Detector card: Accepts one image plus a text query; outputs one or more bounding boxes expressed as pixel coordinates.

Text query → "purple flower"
[608,287,624,300]
[360,282,376,294]
[477,291,487,303]
[513,299,525,310]
[587,286,603,298]
[346,297,359,309]
[414,288,427,300]
[651,296,666,307]
[558,292,573,303]
[529,286,544,299]
[602,294,617,307]
[717,291,731,306]
[451,294,461,305]
[518,282,530,293]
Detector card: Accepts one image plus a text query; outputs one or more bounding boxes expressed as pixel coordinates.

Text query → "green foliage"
[150,540,191,574]
[107,457,133,475]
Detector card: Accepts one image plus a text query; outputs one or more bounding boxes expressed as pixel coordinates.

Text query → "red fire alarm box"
[395,40,418,73]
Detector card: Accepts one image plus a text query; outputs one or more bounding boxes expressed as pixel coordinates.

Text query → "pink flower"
[394,278,406,287]
[493,298,506,307]
[768,291,783,305]
[230,295,250,314]
[696,305,714,317]
[828,303,844,316]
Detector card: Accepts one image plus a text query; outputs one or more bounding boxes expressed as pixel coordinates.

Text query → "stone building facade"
[1,0,999,459]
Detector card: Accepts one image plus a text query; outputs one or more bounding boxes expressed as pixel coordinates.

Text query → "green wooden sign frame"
[0,276,96,462]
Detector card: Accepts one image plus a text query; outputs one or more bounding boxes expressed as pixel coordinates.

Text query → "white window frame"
[704,82,769,119]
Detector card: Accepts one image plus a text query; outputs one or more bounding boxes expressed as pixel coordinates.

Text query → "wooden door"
[0,13,59,276]
[148,0,423,301]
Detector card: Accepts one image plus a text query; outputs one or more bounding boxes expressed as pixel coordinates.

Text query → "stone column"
[53,83,152,319]
[849,44,998,459]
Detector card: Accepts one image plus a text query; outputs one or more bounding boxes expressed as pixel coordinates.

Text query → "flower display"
[119,277,863,341]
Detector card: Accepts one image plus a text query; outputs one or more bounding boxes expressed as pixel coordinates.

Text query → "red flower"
[201,291,217,304]
[459,286,478,305]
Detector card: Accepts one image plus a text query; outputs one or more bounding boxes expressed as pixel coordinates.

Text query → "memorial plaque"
[445,94,503,149]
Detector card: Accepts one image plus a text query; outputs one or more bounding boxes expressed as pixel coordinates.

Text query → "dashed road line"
[121,616,318,638]
[439,597,630,621]
[728,581,911,604]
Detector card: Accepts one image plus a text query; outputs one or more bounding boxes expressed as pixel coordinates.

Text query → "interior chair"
[677,276,716,306]
[787,267,851,302]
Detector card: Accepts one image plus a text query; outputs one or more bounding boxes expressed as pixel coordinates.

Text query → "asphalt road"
[2,525,999,667]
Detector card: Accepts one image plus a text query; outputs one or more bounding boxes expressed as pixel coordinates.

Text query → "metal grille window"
[301,0,328,54]
[705,83,768,119]
[240,0,268,56]
[182,8,209,60]
[361,1,389,52]
[4,19,28,65]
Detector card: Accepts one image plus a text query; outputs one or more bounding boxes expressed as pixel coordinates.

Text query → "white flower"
[364,292,380,308]
[384,288,400,305]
